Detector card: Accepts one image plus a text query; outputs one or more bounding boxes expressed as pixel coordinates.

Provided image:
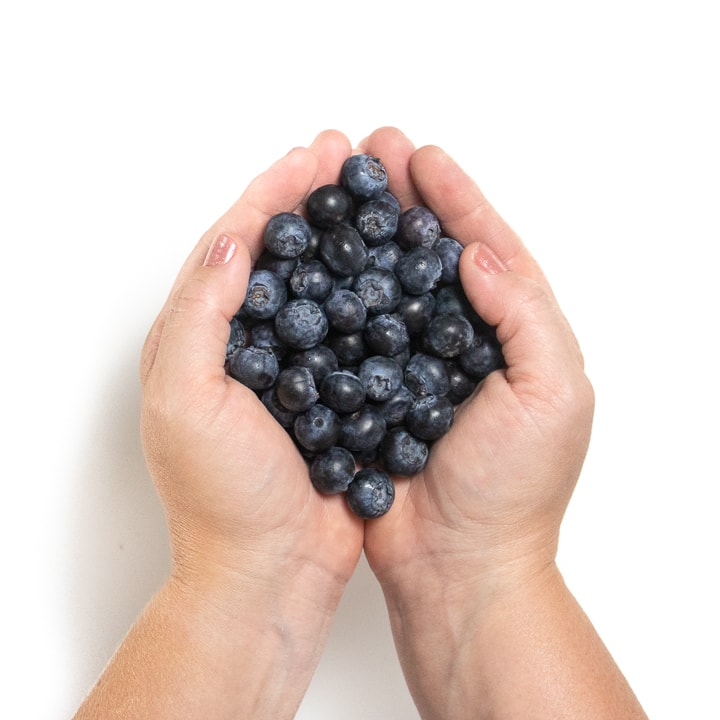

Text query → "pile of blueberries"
[224,154,504,519]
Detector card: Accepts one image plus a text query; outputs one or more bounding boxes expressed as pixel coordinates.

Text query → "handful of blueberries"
[225,154,504,519]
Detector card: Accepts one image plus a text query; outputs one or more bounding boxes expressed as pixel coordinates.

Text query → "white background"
[1,1,718,718]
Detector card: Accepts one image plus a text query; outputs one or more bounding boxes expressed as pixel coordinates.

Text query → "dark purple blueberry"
[346,467,395,519]
[404,352,451,397]
[261,387,299,428]
[364,313,410,357]
[289,259,334,302]
[354,199,400,246]
[423,313,475,358]
[397,292,436,335]
[306,184,354,229]
[434,236,464,284]
[264,212,312,259]
[323,289,367,333]
[365,240,402,273]
[396,206,441,250]
[444,360,478,405]
[289,345,339,384]
[242,269,287,320]
[358,355,404,402]
[310,446,357,494]
[380,427,429,476]
[300,225,323,262]
[340,154,388,201]
[275,366,319,413]
[319,225,369,277]
[255,250,299,281]
[434,284,474,317]
[338,404,387,453]
[227,315,247,358]
[395,246,443,295]
[379,190,401,214]
[294,404,341,453]
[377,385,416,428]
[406,394,455,441]
[319,370,366,414]
[227,346,279,391]
[459,331,505,380]
[274,298,329,350]
[325,330,369,367]
[353,266,402,316]
[248,320,287,359]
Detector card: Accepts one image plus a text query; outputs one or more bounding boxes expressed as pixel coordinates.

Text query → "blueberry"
[320,225,369,277]
[325,329,369,367]
[377,385,416,428]
[289,259,334,302]
[433,236,464,284]
[242,269,288,320]
[227,315,247,358]
[434,284,474,318]
[397,292,436,335]
[423,313,475,358]
[459,331,505,380]
[264,212,312,259]
[380,427,429,476]
[354,199,400,246]
[353,266,402,316]
[319,370,366,414]
[364,313,410,357]
[338,404,387,453]
[261,387,299,428]
[365,240,402,273]
[323,289,367,333]
[254,250,299,281]
[274,298,329,350]
[379,190,401,214]
[340,154,388,201]
[227,346,279,391]
[395,246,443,295]
[294,404,341,454]
[404,352,451,397]
[444,360,478,405]
[275,365,319,413]
[396,206,441,250]
[406,394,455,441]
[310,446,357,494]
[358,355,404,402]
[289,345,339,384]
[346,467,395,518]
[306,184,354,229]
[248,320,287,359]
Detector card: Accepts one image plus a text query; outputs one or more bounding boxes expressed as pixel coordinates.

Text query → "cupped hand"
[359,127,595,598]
[139,130,364,597]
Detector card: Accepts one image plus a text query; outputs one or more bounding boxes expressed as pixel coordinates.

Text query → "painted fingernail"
[472,243,508,274]
[203,233,237,267]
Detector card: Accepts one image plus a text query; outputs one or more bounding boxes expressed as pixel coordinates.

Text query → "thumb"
[142,233,251,390]
[459,242,588,406]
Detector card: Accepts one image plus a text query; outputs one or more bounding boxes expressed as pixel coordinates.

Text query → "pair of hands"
[139,126,594,626]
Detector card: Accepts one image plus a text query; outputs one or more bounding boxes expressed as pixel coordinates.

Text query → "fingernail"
[472,243,508,274]
[203,233,237,267]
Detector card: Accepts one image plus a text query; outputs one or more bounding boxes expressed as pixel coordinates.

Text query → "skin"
[73,127,648,719]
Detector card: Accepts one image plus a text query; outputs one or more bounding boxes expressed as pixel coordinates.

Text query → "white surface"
[1,1,718,718]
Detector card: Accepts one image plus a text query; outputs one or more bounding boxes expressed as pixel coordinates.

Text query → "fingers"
[141,130,353,383]
[459,243,589,406]
[409,145,548,285]
[358,127,423,210]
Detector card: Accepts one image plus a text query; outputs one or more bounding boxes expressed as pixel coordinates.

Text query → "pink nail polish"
[472,243,508,274]
[203,234,237,267]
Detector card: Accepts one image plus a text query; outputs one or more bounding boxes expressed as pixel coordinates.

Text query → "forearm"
[74,563,344,719]
[382,563,648,720]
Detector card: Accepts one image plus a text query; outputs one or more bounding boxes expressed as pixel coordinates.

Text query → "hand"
[139,129,364,616]
[361,126,594,596]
